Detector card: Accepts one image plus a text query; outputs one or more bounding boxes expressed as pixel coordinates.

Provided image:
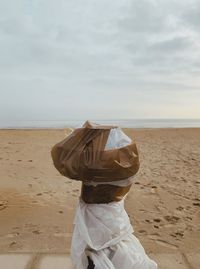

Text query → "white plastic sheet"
[105,127,132,150]
[71,196,158,269]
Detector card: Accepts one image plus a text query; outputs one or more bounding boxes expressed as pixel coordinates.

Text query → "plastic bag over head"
[51,120,140,183]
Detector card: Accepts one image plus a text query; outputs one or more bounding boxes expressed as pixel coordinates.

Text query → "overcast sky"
[0,0,200,122]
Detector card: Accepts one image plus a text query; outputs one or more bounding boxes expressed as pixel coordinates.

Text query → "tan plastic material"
[51,120,140,184]
[81,183,132,204]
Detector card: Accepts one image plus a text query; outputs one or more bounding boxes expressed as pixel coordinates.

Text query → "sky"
[0,0,200,122]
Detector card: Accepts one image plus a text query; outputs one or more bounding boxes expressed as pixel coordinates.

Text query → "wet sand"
[0,128,199,260]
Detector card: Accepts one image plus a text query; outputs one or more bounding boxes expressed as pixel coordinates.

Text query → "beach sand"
[0,128,199,266]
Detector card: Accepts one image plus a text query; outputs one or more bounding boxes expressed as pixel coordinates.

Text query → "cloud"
[0,0,200,123]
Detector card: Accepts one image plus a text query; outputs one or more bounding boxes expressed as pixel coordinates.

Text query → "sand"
[0,128,199,259]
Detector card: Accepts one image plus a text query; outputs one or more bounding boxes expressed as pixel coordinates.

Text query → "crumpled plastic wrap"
[51,120,140,183]
[71,196,158,269]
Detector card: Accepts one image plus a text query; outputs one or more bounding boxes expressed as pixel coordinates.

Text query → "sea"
[0,119,200,129]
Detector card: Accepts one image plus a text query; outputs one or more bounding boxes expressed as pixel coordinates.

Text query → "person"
[51,120,157,269]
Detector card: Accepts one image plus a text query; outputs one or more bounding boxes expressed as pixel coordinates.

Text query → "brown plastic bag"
[51,120,140,183]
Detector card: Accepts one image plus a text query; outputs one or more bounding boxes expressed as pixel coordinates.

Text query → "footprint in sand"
[0,200,8,210]
[185,216,192,221]
[153,218,161,223]
[36,193,42,196]
[17,159,22,162]
[6,232,20,238]
[174,231,184,238]
[9,241,17,247]
[73,189,79,193]
[193,202,200,207]
[32,230,41,234]
[170,228,184,237]
[138,229,147,234]
[9,241,23,249]
[150,186,158,194]
[28,159,33,162]
[176,206,184,211]
[164,215,180,224]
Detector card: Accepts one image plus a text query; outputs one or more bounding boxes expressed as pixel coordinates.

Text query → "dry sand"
[0,128,199,260]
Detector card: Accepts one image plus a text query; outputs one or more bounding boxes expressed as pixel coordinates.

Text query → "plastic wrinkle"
[70,197,158,269]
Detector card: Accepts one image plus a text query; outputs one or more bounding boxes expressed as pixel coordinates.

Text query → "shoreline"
[0,126,200,130]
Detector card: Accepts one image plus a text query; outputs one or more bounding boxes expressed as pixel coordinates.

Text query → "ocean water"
[0,119,200,129]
